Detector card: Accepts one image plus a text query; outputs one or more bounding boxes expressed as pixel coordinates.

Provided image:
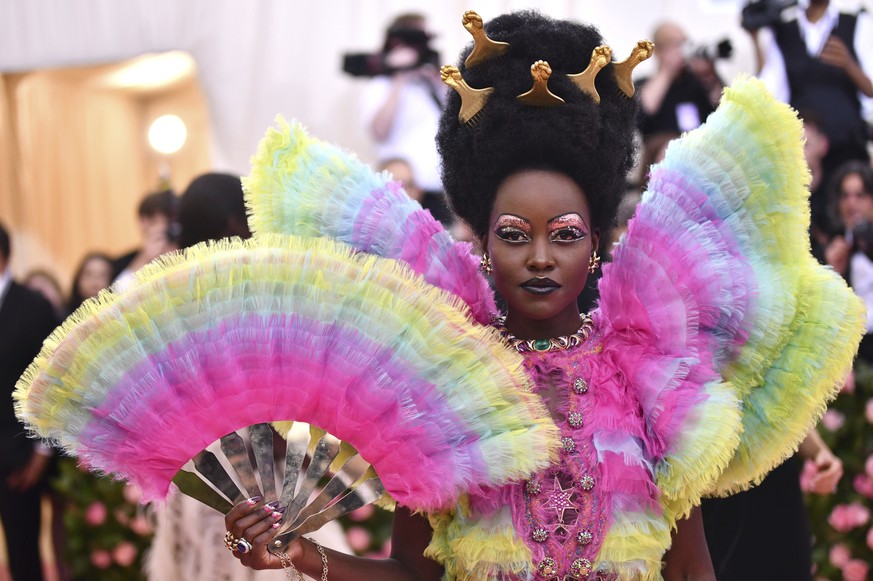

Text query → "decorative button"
[534,338,551,351]
[577,529,593,545]
[579,475,595,491]
[531,527,549,542]
[571,558,592,578]
[561,437,576,452]
[573,378,588,394]
[526,480,542,495]
[568,411,583,428]
[538,557,557,577]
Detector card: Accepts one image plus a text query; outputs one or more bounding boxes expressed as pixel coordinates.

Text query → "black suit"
[0,280,58,581]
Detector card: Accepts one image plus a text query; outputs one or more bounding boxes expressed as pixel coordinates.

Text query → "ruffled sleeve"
[243,118,496,324]
[596,77,864,516]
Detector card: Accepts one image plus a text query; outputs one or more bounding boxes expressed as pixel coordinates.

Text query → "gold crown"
[441,11,653,124]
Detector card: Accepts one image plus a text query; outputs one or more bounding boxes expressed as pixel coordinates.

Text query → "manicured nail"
[272,521,282,529]
[275,505,287,514]
[246,496,263,506]
[263,501,280,512]
[272,511,284,519]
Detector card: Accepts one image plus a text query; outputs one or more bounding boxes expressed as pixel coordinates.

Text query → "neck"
[504,305,583,340]
[806,1,828,23]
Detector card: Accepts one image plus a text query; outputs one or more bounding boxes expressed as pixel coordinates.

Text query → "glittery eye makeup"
[548,213,588,243]
[494,215,532,242]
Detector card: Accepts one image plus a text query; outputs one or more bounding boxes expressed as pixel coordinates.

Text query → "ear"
[476,235,488,255]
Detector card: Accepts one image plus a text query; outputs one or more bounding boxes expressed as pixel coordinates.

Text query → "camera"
[342,26,440,78]
[854,220,873,261]
[686,38,733,61]
[741,0,799,31]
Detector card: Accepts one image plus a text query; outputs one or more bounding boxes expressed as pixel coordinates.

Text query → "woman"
[824,161,873,362]
[221,11,861,580]
[67,252,113,314]
[13,10,860,581]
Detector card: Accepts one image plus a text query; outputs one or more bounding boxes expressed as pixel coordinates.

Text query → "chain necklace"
[492,313,594,353]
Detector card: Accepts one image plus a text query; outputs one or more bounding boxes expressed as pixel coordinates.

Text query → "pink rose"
[800,460,818,493]
[867,455,873,478]
[842,371,856,394]
[850,503,871,527]
[843,559,870,581]
[867,400,873,424]
[91,550,112,569]
[347,504,375,521]
[123,484,142,504]
[85,502,107,526]
[822,409,846,432]
[829,503,871,532]
[829,543,851,568]
[345,526,372,552]
[130,515,152,536]
[854,475,873,499]
[112,542,137,567]
[114,509,130,525]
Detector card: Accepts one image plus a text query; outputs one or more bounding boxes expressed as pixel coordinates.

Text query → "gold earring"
[588,250,600,274]
[480,252,493,274]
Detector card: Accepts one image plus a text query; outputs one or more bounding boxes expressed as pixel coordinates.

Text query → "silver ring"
[234,537,253,554]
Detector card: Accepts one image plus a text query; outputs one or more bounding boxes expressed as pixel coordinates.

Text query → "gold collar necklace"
[492,313,594,353]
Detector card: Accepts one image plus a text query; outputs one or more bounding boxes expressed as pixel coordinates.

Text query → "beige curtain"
[0,70,210,295]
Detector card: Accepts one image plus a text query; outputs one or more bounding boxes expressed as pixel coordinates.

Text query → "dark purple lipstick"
[520,277,561,295]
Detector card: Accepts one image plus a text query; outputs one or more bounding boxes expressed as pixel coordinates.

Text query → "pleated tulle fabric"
[596,76,864,546]
[243,118,496,324]
[15,235,559,510]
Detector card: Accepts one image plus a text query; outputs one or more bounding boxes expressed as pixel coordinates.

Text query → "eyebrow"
[495,214,531,225]
[547,212,586,225]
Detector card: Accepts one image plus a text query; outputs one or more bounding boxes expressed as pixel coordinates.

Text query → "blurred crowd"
[2,2,873,580]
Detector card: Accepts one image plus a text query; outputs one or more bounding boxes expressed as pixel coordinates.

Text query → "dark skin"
[225,169,715,579]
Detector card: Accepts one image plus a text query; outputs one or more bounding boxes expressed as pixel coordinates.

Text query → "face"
[382,159,424,202]
[838,173,873,231]
[485,170,599,339]
[25,274,63,312]
[78,257,113,300]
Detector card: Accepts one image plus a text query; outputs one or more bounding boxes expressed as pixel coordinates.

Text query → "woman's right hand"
[224,497,301,570]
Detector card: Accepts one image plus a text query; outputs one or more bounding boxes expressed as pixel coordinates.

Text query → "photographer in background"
[747,0,873,173]
[825,162,873,360]
[637,22,724,144]
[353,13,451,225]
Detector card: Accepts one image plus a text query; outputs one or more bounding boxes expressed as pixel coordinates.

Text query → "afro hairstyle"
[437,11,638,240]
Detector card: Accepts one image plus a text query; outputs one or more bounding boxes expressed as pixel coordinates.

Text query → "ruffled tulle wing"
[597,77,864,514]
[14,235,558,511]
[243,118,496,323]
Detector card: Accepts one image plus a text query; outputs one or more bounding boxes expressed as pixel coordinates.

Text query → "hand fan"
[15,235,559,552]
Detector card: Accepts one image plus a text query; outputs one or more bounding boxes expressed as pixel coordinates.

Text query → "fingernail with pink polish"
[246,496,263,506]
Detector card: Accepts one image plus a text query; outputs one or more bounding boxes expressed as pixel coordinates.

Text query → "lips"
[520,277,561,295]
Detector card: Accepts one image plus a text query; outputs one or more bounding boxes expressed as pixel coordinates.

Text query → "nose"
[526,236,555,272]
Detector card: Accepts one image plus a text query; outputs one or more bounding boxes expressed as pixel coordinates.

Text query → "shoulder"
[6,282,57,326]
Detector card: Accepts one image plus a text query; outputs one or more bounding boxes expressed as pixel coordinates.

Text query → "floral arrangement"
[51,457,153,580]
[807,361,873,581]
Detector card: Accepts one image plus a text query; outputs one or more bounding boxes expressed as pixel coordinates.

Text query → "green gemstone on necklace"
[533,338,551,351]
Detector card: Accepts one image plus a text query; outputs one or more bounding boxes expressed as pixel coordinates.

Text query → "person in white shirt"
[360,14,449,225]
[752,0,873,173]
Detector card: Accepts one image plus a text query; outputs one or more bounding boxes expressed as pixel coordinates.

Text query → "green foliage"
[51,458,153,581]
[806,361,873,580]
